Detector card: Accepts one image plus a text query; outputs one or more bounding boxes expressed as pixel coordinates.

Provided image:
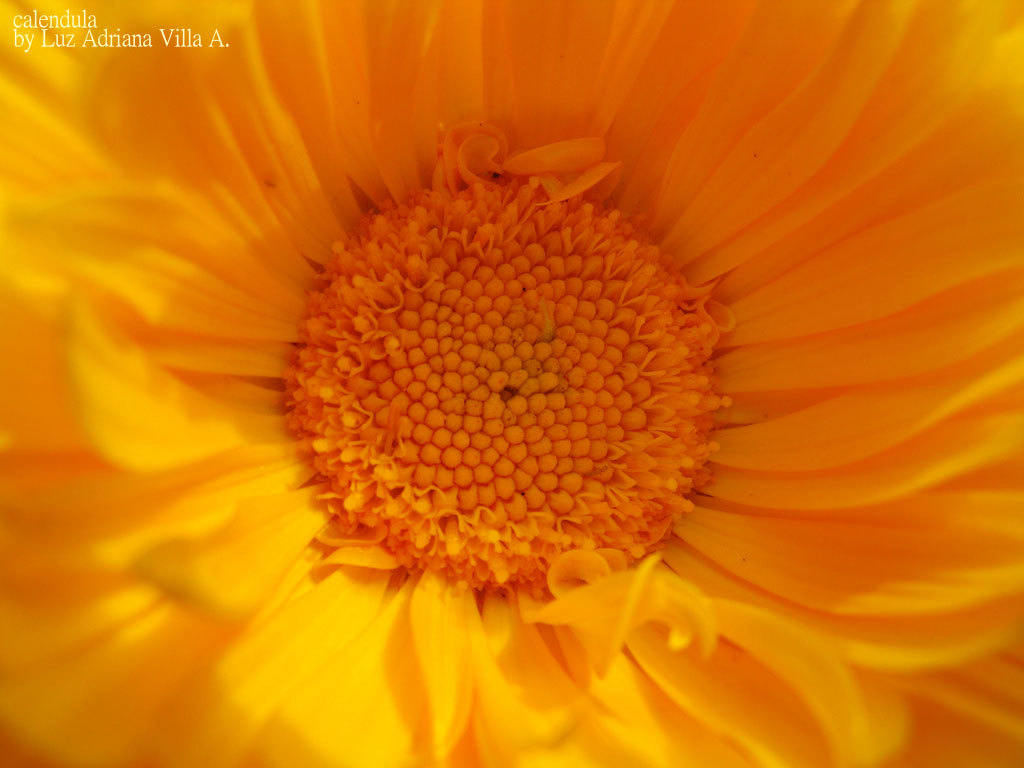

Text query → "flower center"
[286,174,725,594]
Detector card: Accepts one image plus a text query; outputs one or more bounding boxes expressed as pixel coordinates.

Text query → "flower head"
[2,2,1023,768]
[286,160,725,593]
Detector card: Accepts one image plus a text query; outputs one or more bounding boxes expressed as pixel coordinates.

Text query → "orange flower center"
[286,172,725,594]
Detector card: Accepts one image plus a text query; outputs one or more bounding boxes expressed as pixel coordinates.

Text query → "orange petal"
[662,0,917,262]
[707,412,1024,510]
[530,556,716,674]
[717,274,1024,393]
[678,504,1024,616]
[544,161,621,204]
[715,353,1024,471]
[727,181,1024,345]
[503,137,605,175]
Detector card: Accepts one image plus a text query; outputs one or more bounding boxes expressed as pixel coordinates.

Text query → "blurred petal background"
[2,1,1023,766]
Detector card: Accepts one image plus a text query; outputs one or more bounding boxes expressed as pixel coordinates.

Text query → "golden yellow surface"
[1,1,1023,767]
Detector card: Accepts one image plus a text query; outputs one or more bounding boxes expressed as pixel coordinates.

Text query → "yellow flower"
[2,1,1024,767]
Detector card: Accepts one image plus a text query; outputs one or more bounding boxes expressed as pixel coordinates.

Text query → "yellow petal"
[0,552,158,672]
[82,4,349,263]
[257,0,457,205]
[503,137,605,175]
[715,351,1024,471]
[362,0,448,201]
[675,0,1004,282]
[580,653,757,768]
[715,600,907,766]
[586,0,679,136]
[409,571,476,759]
[481,0,616,147]
[530,556,716,674]
[255,577,425,768]
[612,0,753,215]
[149,336,292,378]
[3,444,305,560]
[469,594,582,768]
[0,279,89,453]
[68,299,287,472]
[0,55,108,195]
[716,273,1024,393]
[647,0,858,236]
[7,186,311,340]
[629,624,829,768]
[546,549,611,596]
[662,0,917,262]
[134,487,327,618]
[165,567,392,768]
[543,161,621,204]
[707,412,1024,510]
[727,181,1024,345]
[887,694,1024,768]
[679,502,1024,616]
[906,661,1024,746]
[664,541,1024,673]
[313,544,400,571]
[0,603,223,768]
[255,0,384,211]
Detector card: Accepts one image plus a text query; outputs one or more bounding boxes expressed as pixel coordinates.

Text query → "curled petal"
[528,555,716,674]
[546,549,612,596]
[457,133,505,187]
[441,121,509,193]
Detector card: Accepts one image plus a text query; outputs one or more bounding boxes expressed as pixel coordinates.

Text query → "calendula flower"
[2,1,1023,766]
